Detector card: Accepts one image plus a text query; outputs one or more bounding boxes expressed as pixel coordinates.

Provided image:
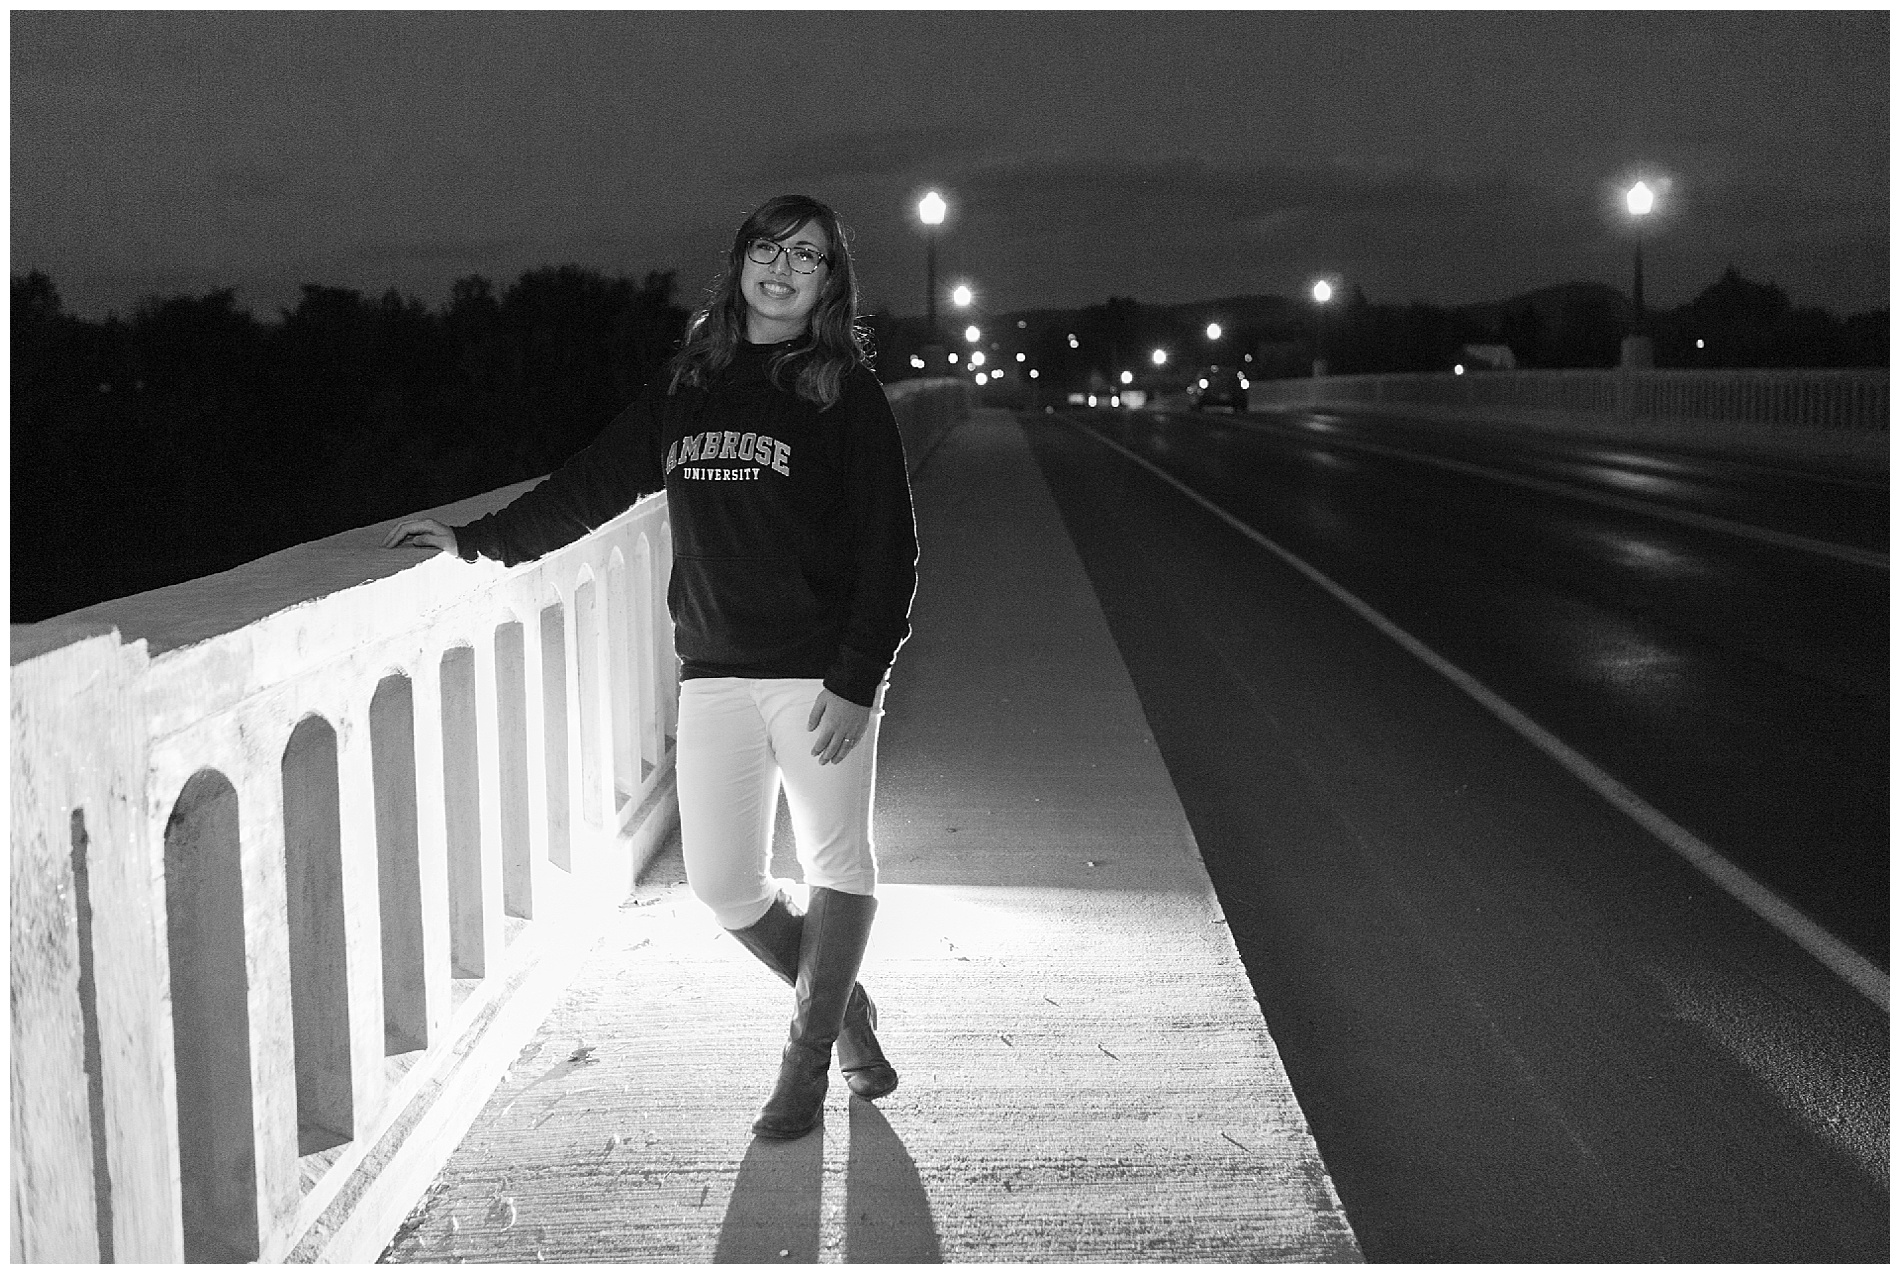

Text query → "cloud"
[354,235,531,266]
[759,122,1006,183]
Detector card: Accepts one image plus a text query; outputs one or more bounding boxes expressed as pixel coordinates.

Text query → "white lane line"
[1066,416,1889,1012]
[1233,412,1889,570]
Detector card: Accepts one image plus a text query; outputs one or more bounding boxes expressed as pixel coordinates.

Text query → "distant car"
[1189,366,1248,412]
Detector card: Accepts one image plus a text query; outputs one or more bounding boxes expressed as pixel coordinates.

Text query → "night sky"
[11,9,1890,324]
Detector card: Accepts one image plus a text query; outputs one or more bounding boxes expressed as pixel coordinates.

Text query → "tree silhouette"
[11,265,688,622]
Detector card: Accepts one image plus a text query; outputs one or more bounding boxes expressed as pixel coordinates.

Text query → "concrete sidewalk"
[381,409,1361,1263]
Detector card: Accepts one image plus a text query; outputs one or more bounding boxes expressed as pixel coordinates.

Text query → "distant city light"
[1198,378,1209,390]
[964,325,981,343]
[952,285,973,307]
[1119,370,1133,385]
[1150,348,1167,366]
[1029,369,1039,378]
[974,372,988,386]
[1206,323,1222,340]
[1016,352,1026,361]
[909,355,925,369]
[918,190,946,226]
[1696,339,1706,349]
[948,351,958,364]
[1626,181,1655,217]
[1016,320,1027,329]
[1454,364,1465,375]
[969,351,986,367]
[1312,280,1333,304]
[991,367,1004,377]
[1243,353,1253,363]
[1088,394,1098,407]
[1110,395,1121,407]
[1068,334,1078,349]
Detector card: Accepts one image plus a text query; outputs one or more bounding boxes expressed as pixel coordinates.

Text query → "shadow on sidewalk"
[845,1101,942,1263]
[713,1100,941,1263]
[713,1128,823,1263]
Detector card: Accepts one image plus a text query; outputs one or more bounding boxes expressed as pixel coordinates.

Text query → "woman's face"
[739,217,831,342]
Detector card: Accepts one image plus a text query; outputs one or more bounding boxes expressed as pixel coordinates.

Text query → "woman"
[384,194,917,1141]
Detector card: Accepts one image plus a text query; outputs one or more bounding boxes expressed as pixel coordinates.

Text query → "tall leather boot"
[750,887,880,1139]
[726,892,898,1100]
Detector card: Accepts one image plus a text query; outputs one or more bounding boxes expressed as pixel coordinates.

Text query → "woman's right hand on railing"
[382,518,460,557]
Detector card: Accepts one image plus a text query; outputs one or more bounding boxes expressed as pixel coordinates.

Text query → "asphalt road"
[1023,404,1888,1262]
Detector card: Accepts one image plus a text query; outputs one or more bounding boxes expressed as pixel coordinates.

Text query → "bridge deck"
[380,408,1360,1263]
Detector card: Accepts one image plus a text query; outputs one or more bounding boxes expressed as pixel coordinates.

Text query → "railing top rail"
[16,377,971,668]
[11,479,559,663]
[1264,367,1887,385]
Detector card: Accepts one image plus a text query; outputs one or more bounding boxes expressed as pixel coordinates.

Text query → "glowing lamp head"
[1626,181,1655,217]
[964,325,980,343]
[1150,348,1167,366]
[918,191,946,226]
[1119,370,1133,385]
[1312,280,1333,304]
[952,285,973,307]
[1206,322,1222,340]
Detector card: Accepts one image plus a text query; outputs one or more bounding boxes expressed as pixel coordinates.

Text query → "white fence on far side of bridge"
[1250,367,1888,434]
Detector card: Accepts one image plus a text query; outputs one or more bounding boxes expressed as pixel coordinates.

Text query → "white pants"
[675,677,885,929]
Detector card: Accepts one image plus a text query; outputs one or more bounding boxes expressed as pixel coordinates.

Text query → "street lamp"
[1150,348,1167,366]
[1206,322,1222,341]
[964,324,980,343]
[1311,279,1333,376]
[1623,180,1657,368]
[952,284,973,308]
[918,191,945,347]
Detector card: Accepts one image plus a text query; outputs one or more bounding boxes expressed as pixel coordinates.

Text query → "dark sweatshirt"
[451,339,917,707]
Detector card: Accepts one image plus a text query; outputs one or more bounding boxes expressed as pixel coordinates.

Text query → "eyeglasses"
[746,237,829,274]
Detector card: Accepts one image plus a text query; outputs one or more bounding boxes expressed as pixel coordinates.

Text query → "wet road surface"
[1023,405,1887,1262]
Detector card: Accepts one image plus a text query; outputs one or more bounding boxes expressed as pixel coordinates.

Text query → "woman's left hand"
[808,687,872,766]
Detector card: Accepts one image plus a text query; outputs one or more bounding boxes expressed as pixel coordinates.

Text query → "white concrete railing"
[1250,367,1890,433]
[8,376,970,1264]
[11,482,678,1262]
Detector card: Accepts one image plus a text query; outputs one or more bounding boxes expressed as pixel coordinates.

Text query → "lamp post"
[1311,279,1333,377]
[918,190,946,371]
[1621,180,1655,369]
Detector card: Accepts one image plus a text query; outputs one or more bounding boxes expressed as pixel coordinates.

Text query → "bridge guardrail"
[9,376,972,1263]
[1249,367,1889,434]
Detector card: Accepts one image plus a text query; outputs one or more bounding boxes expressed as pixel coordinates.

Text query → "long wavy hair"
[666,194,869,409]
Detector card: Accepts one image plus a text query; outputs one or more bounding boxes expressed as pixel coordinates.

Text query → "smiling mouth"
[758,281,796,299]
